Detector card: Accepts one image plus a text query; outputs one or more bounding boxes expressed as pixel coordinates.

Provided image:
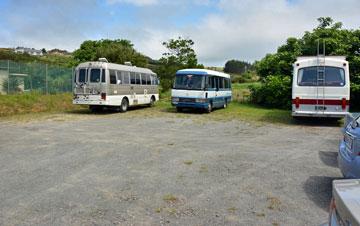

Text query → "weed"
[183,160,193,165]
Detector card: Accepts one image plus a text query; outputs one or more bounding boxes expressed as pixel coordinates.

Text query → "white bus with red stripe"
[292,56,350,118]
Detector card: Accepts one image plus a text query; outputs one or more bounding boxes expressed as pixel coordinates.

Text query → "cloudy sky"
[0,0,360,66]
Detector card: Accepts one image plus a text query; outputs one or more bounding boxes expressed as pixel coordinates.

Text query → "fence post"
[7,60,10,94]
[71,67,74,92]
[45,64,48,94]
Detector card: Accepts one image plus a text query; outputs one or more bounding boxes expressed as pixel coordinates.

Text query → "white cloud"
[134,0,360,66]
[1,0,360,66]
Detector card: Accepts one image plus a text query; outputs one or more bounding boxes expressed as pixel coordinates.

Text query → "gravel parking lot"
[0,113,343,225]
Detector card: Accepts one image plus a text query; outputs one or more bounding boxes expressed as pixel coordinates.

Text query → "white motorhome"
[171,69,232,113]
[292,56,350,118]
[73,59,159,112]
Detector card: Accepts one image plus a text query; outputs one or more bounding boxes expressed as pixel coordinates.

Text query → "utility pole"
[45,64,48,94]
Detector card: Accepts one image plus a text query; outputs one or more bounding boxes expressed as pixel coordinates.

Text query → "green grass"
[0,82,293,125]
[0,92,84,117]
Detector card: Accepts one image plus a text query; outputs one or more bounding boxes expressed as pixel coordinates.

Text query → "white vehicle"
[171,69,232,113]
[322,179,360,226]
[292,56,350,118]
[73,59,159,112]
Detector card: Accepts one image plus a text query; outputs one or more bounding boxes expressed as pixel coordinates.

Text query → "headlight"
[195,98,207,103]
[172,97,179,102]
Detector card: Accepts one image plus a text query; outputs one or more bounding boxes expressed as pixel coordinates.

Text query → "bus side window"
[101,69,106,83]
[122,71,130,84]
[145,74,151,85]
[219,77,224,89]
[110,70,117,85]
[136,73,141,85]
[215,77,219,90]
[130,72,136,84]
[141,73,146,85]
[224,78,230,89]
[110,70,117,84]
[115,71,122,84]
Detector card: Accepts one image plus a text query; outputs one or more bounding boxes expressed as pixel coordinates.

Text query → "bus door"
[316,65,326,114]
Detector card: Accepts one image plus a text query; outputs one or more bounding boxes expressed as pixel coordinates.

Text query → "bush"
[231,71,259,84]
[249,75,291,109]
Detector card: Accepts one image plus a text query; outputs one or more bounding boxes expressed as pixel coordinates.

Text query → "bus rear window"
[298,66,345,86]
[90,69,101,83]
[79,69,87,83]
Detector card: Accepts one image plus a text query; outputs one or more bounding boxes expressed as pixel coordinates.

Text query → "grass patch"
[267,195,282,210]
[0,92,84,117]
[0,83,294,125]
[227,207,237,213]
[199,164,208,173]
[183,160,193,165]
[163,194,178,203]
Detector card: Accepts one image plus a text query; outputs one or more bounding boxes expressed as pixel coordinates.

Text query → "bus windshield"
[174,74,205,90]
[90,69,101,83]
[297,66,345,86]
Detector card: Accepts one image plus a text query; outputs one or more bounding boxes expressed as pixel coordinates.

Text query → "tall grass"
[0,92,82,117]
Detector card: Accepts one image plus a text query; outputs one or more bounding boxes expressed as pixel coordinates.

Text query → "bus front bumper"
[73,94,108,106]
[171,101,209,109]
[292,111,348,118]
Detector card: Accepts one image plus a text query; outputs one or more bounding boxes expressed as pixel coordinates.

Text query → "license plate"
[315,106,326,111]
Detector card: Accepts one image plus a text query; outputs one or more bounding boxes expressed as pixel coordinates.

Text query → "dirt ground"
[0,112,343,226]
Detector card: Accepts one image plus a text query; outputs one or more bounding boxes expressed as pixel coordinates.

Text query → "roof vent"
[124,61,132,66]
[98,58,108,63]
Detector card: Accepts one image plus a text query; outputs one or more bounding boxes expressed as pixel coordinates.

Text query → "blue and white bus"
[171,69,232,113]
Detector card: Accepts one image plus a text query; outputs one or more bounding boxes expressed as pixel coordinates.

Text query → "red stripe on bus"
[291,99,349,105]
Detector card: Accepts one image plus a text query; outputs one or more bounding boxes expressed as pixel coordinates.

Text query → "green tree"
[73,39,148,67]
[224,60,252,74]
[156,37,203,91]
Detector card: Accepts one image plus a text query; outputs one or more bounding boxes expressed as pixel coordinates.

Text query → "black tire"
[206,103,212,113]
[120,98,129,112]
[176,107,183,112]
[149,96,155,107]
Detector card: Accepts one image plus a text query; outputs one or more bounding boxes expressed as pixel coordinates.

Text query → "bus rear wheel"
[120,98,129,112]
[149,96,155,107]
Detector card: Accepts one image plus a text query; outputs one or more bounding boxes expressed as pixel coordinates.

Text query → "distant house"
[14,47,43,56]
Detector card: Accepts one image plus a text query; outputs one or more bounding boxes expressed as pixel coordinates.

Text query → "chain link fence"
[0,60,74,94]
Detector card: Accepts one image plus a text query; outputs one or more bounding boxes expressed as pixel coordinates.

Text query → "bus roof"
[76,61,156,75]
[295,56,347,64]
[176,69,231,78]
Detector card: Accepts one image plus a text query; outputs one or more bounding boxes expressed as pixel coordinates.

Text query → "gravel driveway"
[0,113,342,225]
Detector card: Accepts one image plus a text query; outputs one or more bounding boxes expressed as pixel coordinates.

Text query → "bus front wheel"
[120,98,129,112]
[223,99,228,108]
